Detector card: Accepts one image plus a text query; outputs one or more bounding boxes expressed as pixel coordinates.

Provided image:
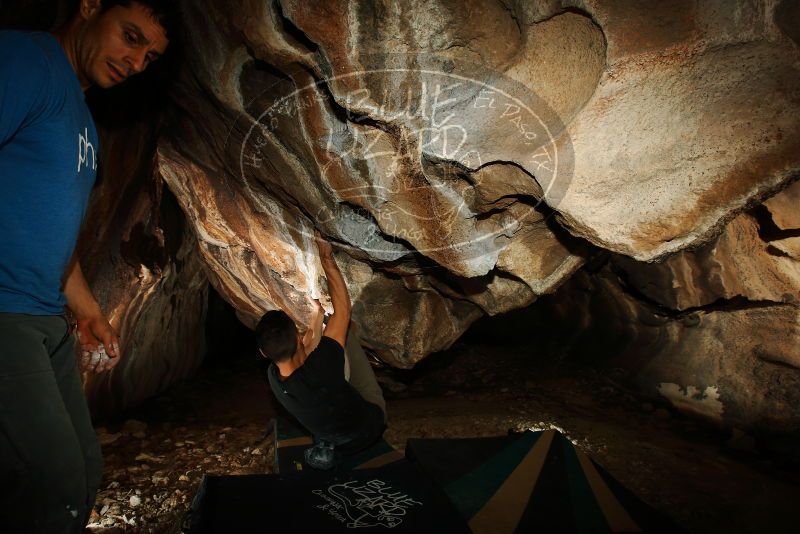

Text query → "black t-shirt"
[268,336,383,452]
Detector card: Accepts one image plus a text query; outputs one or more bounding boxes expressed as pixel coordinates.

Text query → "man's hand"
[314,230,333,259]
[62,254,122,374]
[77,314,121,374]
[313,231,351,348]
[302,299,326,353]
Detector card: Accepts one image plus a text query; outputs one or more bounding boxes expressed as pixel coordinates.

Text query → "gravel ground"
[86,341,800,533]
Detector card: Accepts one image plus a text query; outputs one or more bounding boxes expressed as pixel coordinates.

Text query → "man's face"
[79,2,169,89]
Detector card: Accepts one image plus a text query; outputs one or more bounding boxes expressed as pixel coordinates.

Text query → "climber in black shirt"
[256,232,386,457]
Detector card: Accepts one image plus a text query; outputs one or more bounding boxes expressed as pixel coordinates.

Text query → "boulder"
[156,0,799,368]
[77,119,209,416]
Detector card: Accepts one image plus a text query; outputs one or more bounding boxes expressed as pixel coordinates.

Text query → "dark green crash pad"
[405,429,683,533]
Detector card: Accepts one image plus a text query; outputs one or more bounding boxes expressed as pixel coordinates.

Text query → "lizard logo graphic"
[315,479,423,529]
[238,53,573,266]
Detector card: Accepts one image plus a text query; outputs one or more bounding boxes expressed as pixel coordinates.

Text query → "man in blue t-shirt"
[0,1,173,531]
[256,233,387,466]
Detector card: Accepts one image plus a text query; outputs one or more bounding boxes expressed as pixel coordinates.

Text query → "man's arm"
[302,299,325,353]
[315,233,351,348]
[62,252,121,373]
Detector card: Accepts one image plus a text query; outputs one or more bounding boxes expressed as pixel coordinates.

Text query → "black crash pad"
[184,460,469,533]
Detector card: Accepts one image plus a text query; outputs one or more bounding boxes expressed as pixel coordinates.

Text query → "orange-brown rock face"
[154,0,799,374]
[619,186,800,431]
[77,117,209,416]
[68,0,799,427]
[516,181,800,431]
[157,0,596,366]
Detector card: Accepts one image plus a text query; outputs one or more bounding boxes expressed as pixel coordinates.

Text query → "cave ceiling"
[148,0,800,368]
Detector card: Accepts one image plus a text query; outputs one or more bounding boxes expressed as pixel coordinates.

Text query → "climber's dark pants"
[0,313,103,533]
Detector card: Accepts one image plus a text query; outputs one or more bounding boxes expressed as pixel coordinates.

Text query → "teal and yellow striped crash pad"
[405,429,683,533]
[273,417,403,473]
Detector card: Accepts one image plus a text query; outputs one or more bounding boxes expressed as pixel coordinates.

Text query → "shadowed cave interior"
[3,0,800,532]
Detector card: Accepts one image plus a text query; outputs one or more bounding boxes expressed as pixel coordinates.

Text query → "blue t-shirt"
[0,31,98,315]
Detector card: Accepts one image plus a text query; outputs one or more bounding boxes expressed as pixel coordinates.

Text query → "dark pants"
[0,313,103,533]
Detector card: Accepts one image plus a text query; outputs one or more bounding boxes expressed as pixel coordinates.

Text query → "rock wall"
[150,0,800,428]
[76,109,209,416]
[491,181,800,432]
[609,183,800,432]
[155,0,799,371]
[5,1,799,427]
[157,0,598,366]
[152,0,800,429]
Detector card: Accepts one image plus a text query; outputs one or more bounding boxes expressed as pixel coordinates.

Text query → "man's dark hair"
[255,310,298,363]
[100,0,180,39]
